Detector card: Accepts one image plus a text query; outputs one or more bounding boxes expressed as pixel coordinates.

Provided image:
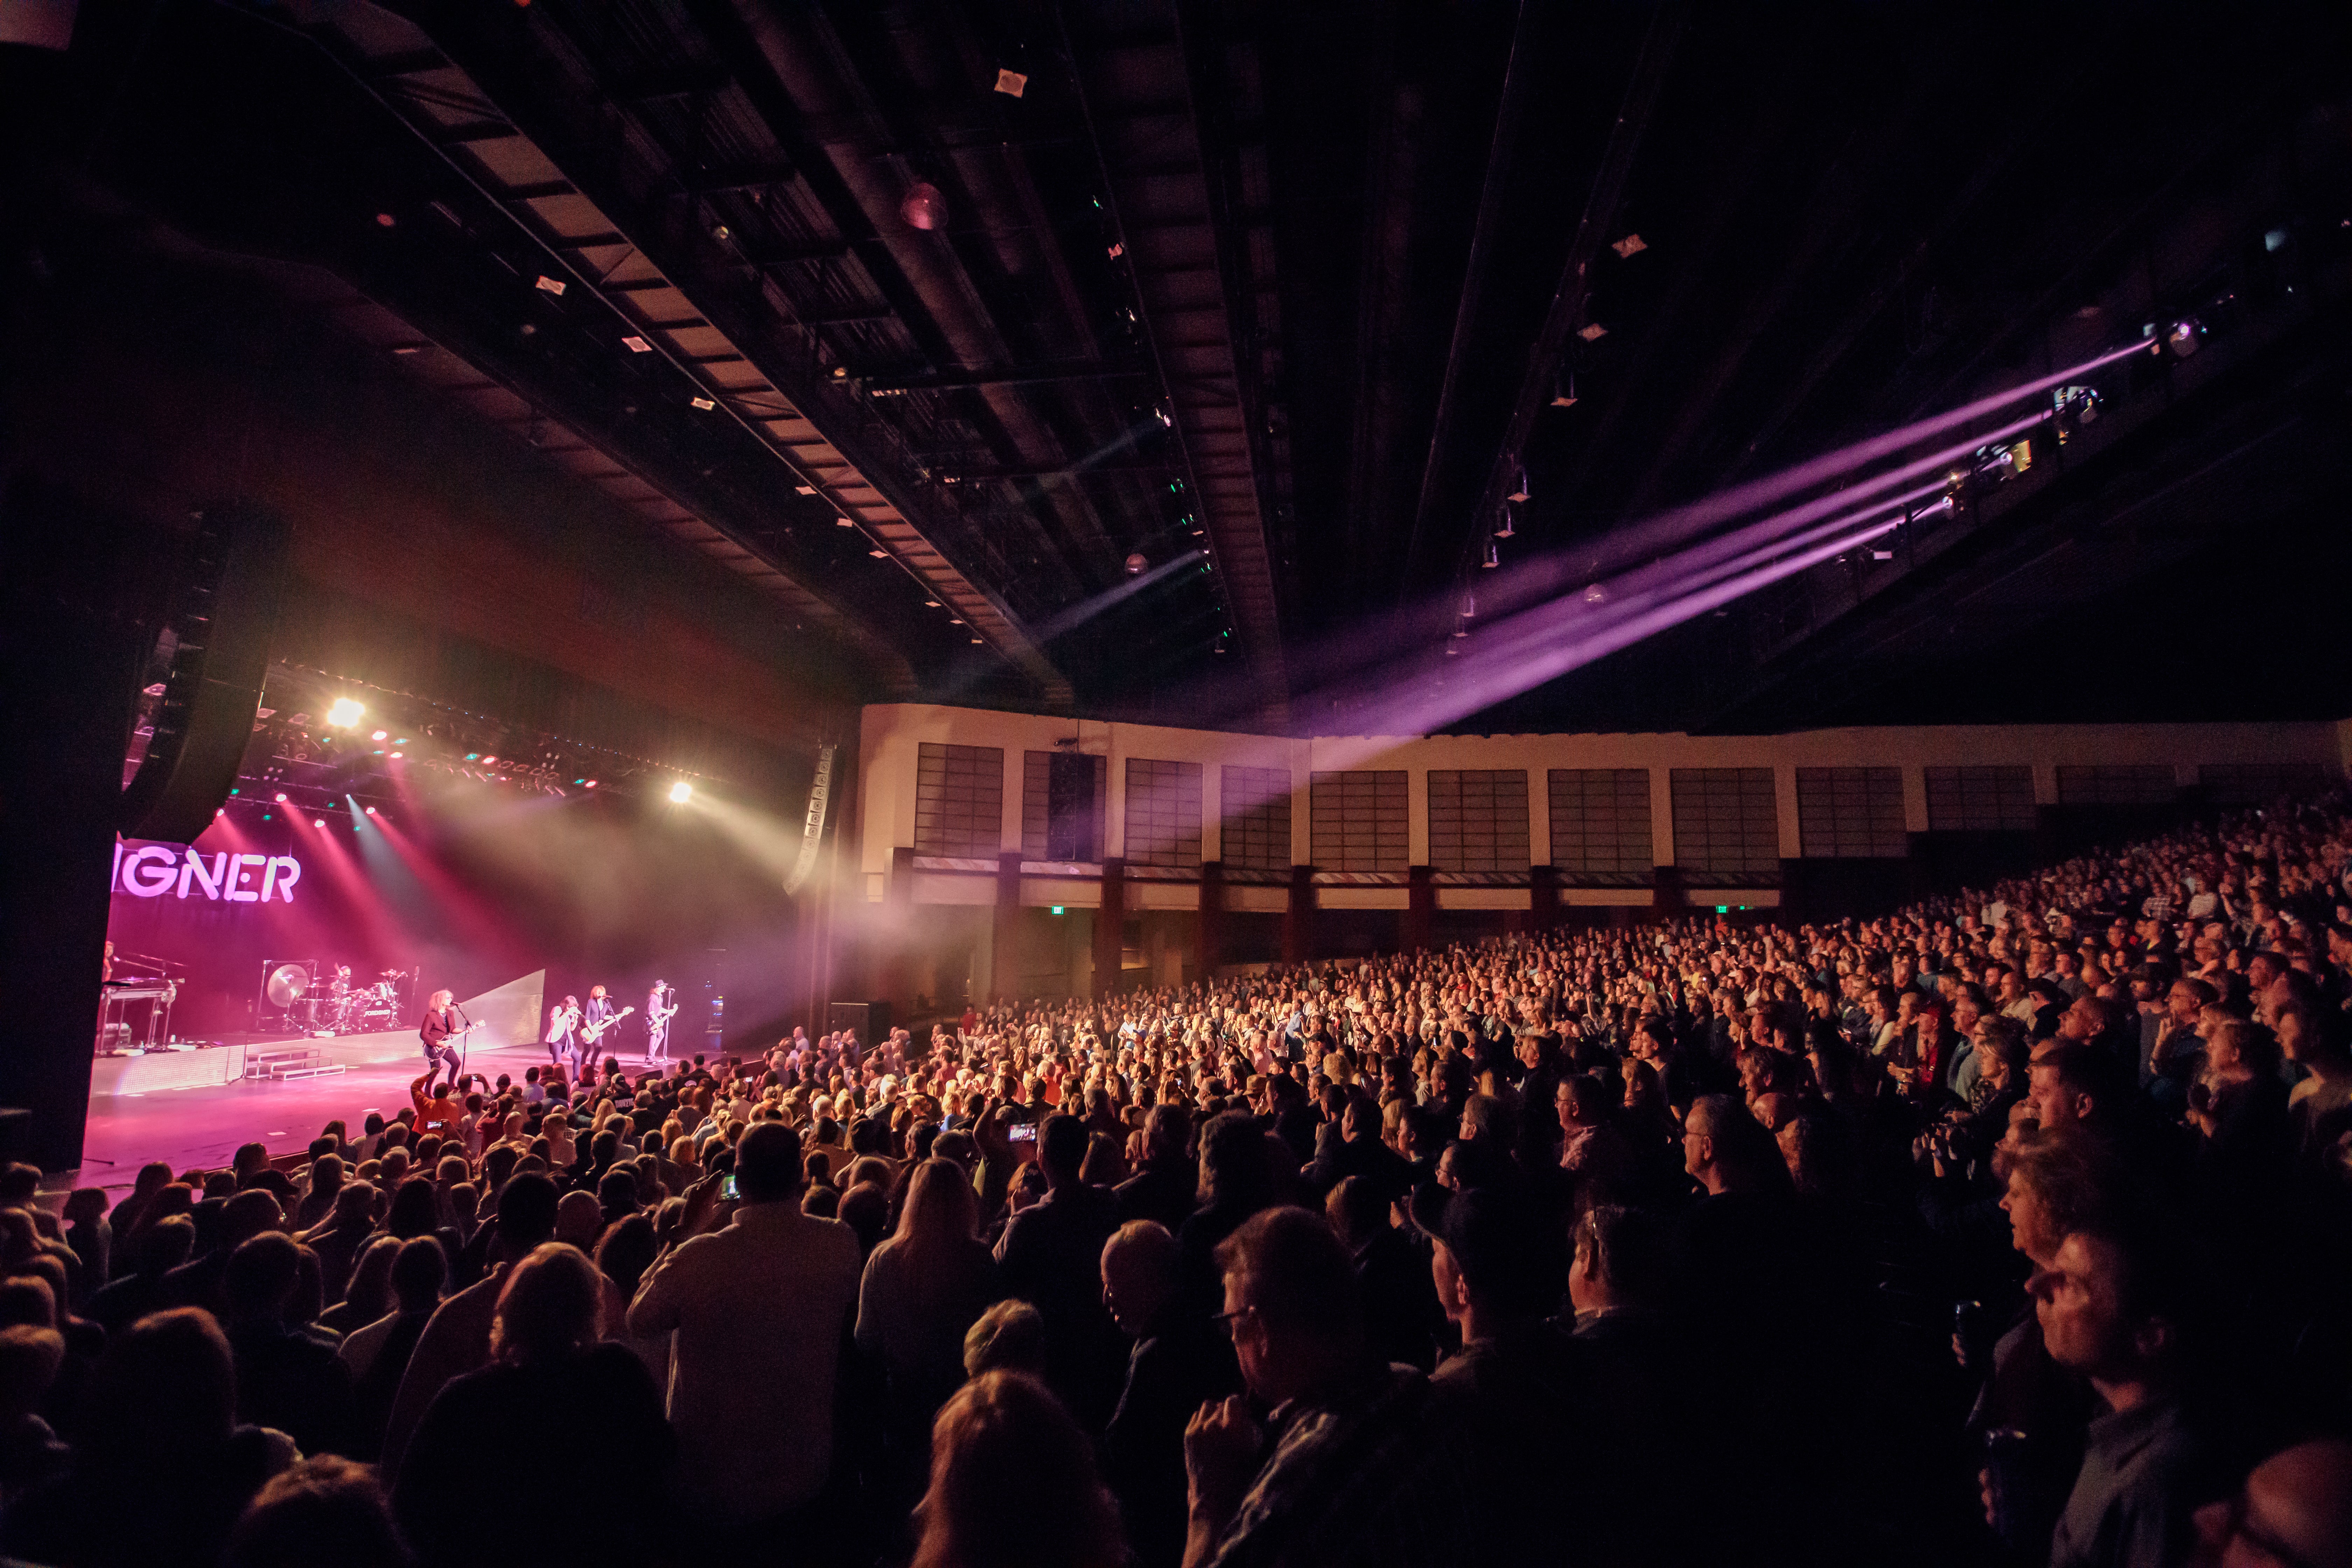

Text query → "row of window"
[912,746,2330,874]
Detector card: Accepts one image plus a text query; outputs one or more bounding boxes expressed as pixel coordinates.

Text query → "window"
[2056,765,2175,806]
[1796,767,1908,858]
[1310,770,1409,873]
[1548,769,1654,877]
[2200,762,2331,806]
[1124,758,1203,868]
[1427,770,1530,873]
[913,743,1003,859]
[1924,765,2036,831]
[1220,765,1293,871]
[1022,751,1105,862]
[1669,769,1780,877]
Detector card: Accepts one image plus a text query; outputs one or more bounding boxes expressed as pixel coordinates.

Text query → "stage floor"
[75,1041,559,1191]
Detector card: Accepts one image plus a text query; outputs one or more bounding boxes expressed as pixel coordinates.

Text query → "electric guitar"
[646,1002,680,1036]
[580,1006,637,1046]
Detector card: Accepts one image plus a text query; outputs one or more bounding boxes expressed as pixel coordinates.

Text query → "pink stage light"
[274,792,288,803]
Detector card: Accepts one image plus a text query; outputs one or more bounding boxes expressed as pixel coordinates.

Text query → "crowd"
[8,798,2352,1566]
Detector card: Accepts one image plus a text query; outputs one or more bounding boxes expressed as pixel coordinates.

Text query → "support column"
[1530,864,1560,932]
[1282,865,1315,965]
[878,846,916,1021]
[1198,860,1227,975]
[1094,858,1126,999]
[990,851,1022,1002]
[1,481,162,1170]
[1404,864,1434,953]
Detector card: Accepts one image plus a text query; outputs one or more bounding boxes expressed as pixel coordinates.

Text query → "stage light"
[669,781,694,804]
[1125,552,1147,574]
[584,780,597,789]
[389,751,402,759]
[690,396,715,411]
[482,755,497,765]
[465,752,479,761]
[2166,319,2202,357]
[1482,540,1500,569]
[1577,322,1608,342]
[274,792,288,803]
[1507,470,1530,503]
[1551,369,1578,408]
[868,548,888,559]
[326,697,364,728]
[970,637,983,644]
[1611,233,1647,258]
[314,818,325,828]
[835,515,854,527]
[1494,505,1517,540]
[371,729,387,741]
[365,806,378,816]
[924,599,941,608]
[900,181,947,231]
[995,66,1028,97]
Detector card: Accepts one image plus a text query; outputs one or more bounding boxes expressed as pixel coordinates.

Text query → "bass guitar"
[580,1005,637,1046]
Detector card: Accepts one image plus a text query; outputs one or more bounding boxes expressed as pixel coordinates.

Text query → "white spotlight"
[668,781,694,804]
[326,697,365,728]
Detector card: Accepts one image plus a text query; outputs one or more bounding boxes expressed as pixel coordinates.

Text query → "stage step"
[244,1046,344,1083]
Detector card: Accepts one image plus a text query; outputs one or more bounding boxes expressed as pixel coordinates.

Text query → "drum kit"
[264,961,414,1036]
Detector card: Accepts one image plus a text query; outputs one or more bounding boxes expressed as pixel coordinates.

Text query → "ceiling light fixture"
[1507,469,1530,503]
[1577,322,1608,342]
[1611,233,1647,258]
[900,181,947,231]
[994,68,1028,97]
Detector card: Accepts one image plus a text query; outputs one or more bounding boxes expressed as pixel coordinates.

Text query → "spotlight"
[326,697,364,728]
[1507,469,1530,503]
[584,780,597,789]
[371,729,388,741]
[2166,319,2202,357]
[690,396,715,411]
[899,181,947,231]
[669,781,694,804]
[482,755,498,765]
[365,806,377,816]
[868,548,888,558]
[835,515,854,527]
[1125,552,1147,574]
[374,212,397,228]
[1494,505,1517,540]
[924,599,941,608]
[389,751,403,759]
[1154,406,1172,427]
[274,792,288,803]
[313,818,325,828]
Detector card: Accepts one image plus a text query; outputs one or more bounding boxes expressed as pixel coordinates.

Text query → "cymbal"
[265,963,310,1007]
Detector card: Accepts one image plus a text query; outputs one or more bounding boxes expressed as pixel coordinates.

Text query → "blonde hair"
[429,989,453,1010]
[912,1372,1121,1568]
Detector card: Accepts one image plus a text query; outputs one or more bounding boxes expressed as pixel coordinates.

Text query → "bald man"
[1100,1221,1236,1568]
[2189,1439,2352,1568]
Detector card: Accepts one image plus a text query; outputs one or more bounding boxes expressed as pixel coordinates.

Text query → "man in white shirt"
[628,1122,860,1543]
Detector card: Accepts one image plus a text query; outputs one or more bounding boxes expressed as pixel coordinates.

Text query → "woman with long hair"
[910,1371,1123,1568]
[858,1159,1002,1506]
[393,1245,670,1568]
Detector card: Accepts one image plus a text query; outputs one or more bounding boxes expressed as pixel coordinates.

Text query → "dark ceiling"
[8,0,2352,735]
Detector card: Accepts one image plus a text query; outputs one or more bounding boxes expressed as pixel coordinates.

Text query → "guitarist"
[579,988,635,1069]
[583,986,618,1053]
[645,980,679,1065]
[420,989,467,1078]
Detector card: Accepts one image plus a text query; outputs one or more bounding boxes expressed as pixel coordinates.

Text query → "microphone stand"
[455,1002,473,1083]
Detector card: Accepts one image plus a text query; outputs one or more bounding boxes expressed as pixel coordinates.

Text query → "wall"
[846,701,2344,1012]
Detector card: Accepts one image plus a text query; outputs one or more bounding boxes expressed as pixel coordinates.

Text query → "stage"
[78,1036,564,1186]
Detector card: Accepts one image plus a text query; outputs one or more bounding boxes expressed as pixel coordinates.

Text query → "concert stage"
[81,1036,557,1184]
